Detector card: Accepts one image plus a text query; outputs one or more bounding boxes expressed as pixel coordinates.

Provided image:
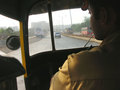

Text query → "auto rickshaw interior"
[0,0,101,90]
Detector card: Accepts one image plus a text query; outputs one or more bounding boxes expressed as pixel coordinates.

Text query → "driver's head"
[81,0,120,40]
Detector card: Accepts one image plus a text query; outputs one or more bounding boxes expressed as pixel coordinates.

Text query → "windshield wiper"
[84,35,93,47]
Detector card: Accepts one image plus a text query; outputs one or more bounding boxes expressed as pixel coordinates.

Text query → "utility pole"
[62,16,64,31]
[69,9,73,28]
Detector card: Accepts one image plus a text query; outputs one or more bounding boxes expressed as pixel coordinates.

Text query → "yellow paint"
[19,22,27,78]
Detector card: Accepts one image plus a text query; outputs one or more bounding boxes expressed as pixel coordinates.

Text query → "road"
[55,35,98,50]
[28,35,99,55]
[7,35,99,90]
[5,35,100,60]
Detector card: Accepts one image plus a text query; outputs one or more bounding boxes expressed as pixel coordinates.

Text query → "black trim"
[22,14,30,74]
[48,3,56,51]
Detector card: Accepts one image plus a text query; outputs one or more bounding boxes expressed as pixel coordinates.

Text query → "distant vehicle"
[34,28,44,38]
[81,27,94,37]
[55,32,61,38]
[66,28,73,34]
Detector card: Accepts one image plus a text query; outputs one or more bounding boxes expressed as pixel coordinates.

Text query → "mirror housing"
[6,36,20,50]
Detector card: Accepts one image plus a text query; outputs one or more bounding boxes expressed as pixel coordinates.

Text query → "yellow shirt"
[50,32,120,90]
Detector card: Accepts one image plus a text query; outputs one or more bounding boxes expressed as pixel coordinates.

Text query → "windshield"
[28,8,101,55]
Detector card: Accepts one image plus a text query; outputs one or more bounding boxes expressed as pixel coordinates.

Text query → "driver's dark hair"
[88,0,120,19]
[88,0,120,27]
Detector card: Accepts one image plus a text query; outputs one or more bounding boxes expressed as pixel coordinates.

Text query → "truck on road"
[34,28,45,38]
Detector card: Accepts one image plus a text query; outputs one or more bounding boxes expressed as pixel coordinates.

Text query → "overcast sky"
[29,8,90,27]
[0,8,90,28]
[0,15,19,28]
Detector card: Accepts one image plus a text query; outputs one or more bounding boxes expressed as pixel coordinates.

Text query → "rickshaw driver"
[49,0,120,89]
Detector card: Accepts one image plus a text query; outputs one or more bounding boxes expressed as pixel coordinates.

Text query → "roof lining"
[0,0,83,21]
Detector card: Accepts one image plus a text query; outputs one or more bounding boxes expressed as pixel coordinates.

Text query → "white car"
[55,32,61,38]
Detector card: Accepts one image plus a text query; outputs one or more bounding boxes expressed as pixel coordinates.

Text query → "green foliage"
[0,28,5,33]
[0,27,19,40]
[71,17,90,32]
[71,24,82,32]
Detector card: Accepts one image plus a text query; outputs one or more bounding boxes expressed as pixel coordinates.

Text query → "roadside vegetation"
[0,27,19,40]
[71,17,90,32]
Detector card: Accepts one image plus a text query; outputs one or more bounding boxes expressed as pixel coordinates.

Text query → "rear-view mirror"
[6,36,20,50]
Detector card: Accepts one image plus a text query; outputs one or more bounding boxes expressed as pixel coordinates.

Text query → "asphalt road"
[55,35,99,50]
[28,35,99,55]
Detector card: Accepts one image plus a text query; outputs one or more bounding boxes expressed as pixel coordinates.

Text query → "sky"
[0,15,19,28]
[29,8,90,27]
[0,8,90,28]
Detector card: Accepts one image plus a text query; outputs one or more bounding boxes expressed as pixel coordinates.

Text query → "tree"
[84,17,90,27]
[71,17,90,32]
[6,27,14,34]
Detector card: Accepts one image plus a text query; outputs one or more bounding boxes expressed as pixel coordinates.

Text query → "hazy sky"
[0,15,19,28]
[0,8,90,28]
[29,8,90,27]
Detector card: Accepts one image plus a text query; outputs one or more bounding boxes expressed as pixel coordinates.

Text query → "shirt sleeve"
[49,59,71,90]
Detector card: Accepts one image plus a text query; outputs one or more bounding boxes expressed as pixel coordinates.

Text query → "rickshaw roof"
[0,0,82,21]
